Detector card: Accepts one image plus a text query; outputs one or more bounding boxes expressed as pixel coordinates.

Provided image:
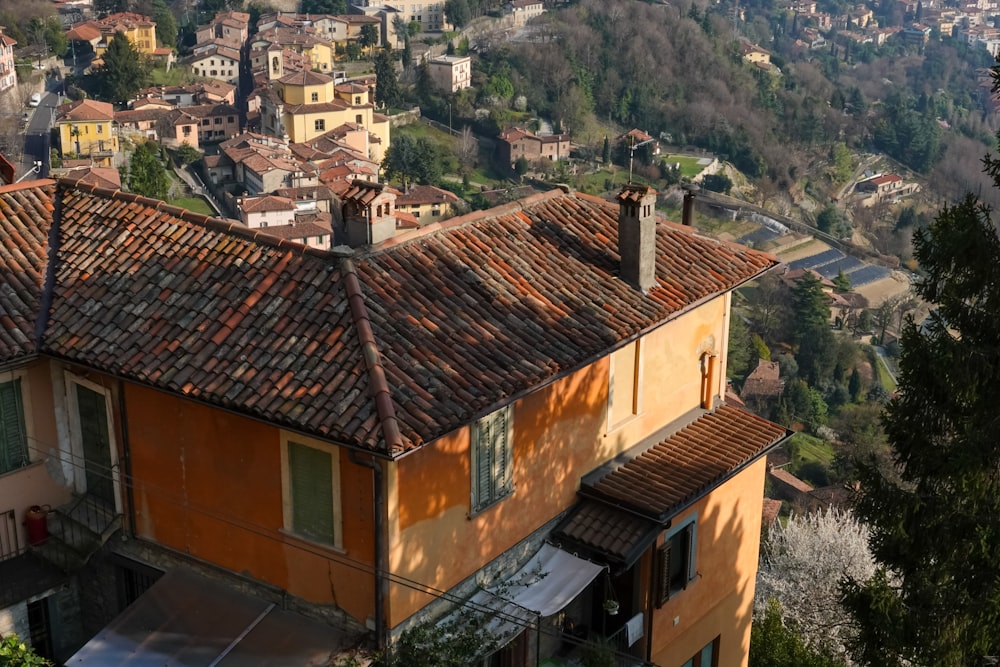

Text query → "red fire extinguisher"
[24,505,50,546]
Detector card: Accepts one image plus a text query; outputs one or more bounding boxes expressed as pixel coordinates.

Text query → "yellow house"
[265,70,390,161]
[252,27,336,73]
[56,99,119,166]
[93,12,158,56]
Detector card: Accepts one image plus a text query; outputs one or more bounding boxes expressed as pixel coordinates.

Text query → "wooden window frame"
[280,432,344,551]
[470,404,514,515]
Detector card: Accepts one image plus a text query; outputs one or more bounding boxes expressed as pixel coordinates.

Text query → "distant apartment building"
[427,55,471,93]
[0,27,16,95]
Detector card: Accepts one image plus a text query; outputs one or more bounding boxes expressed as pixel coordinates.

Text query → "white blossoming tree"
[755,508,876,661]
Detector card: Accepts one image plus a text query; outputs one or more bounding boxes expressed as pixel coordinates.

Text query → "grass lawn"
[785,432,837,487]
[663,154,712,179]
[169,196,214,215]
[149,67,194,86]
[874,353,897,393]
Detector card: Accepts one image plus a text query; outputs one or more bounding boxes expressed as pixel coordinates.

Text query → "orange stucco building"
[0,178,787,665]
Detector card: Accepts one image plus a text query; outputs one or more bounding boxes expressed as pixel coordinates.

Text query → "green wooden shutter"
[472,406,514,512]
[655,542,670,607]
[472,418,491,512]
[0,379,27,474]
[288,442,335,545]
[493,405,513,497]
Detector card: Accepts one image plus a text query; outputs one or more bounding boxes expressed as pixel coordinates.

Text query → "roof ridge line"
[368,187,568,253]
[341,258,406,455]
[58,179,333,259]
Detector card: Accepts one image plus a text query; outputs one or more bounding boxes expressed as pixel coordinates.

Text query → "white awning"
[500,543,605,617]
[440,543,605,648]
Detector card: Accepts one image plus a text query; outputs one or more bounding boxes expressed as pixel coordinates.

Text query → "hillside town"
[0,0,999,664]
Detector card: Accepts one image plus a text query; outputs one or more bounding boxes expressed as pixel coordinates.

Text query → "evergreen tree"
[300,0,347,14]
[445,0,471,28]
[128,141,170,200]
[832,269,851,293]
[373,48,401,109]
[843,189,1000,664]
[382,134,441,190]
[791,272,835,386]
[151,0,177,50]
[847,368,862,402]
[359,24,379,56]
[602,135,611,164]
[95,33,150,106]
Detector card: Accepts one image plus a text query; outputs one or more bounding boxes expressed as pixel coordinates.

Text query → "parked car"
[28,93,41,107]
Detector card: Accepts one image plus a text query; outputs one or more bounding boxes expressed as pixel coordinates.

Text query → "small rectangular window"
[314,119,326,131]
[470,404,514,514]
[656,519,696,606]
[284,439,341,547]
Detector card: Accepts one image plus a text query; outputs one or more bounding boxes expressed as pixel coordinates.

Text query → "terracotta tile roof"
[583,405,789,520]
[57,100,114,122]
[256,220,332,242]
[240,195,296,213]
[741,359,784,400]
[0,181,55,361]
[768,467,814,493]
[395,185,460,206]
[10,182,778,457]
[285,101,350,115]
[279,70,334,86]
[762,498,783,526]
[551,499,660,570]
[67,22,103,42]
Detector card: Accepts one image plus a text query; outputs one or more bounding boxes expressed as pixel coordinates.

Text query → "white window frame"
[470,404,514,515]
[279,432,344,551]
[65,373,122,512]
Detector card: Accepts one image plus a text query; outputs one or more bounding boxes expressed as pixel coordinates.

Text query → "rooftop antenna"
[627,134,655,184]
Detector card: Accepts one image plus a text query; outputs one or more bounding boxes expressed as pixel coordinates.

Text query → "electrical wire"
[17,435,652,661]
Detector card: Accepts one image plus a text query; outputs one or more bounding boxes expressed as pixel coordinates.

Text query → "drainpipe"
[117,380,136,537]
[349,450,387,651]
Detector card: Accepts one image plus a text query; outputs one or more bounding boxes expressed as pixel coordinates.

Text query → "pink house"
[0,27,16,95]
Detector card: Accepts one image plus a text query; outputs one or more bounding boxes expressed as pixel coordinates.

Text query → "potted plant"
[603,599,619,616]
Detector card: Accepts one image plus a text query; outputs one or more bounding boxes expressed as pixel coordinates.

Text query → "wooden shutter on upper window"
[677,524,693,591]
[492,405,513,497]
[0,379,26,473]
[655,542,670,607]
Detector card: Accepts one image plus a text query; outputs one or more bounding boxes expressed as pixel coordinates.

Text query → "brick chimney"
[616,183,658,291]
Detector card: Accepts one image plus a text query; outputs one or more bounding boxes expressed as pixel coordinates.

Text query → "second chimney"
[682,184,699,226]
[616,183,658,291]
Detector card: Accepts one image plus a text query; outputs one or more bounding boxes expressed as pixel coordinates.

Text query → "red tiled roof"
[0,181,55,360]
[57,99,115,122]
[585,405,789,519]
[240,195,296,213]
[552,499,660,569]
[395,185,460,206]
[11,182,777,457]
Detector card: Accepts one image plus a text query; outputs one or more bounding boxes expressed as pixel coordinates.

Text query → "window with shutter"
[0,379,28,475]
[470,405,514,514]
[283,438,342,548]
[655,519,696,606]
